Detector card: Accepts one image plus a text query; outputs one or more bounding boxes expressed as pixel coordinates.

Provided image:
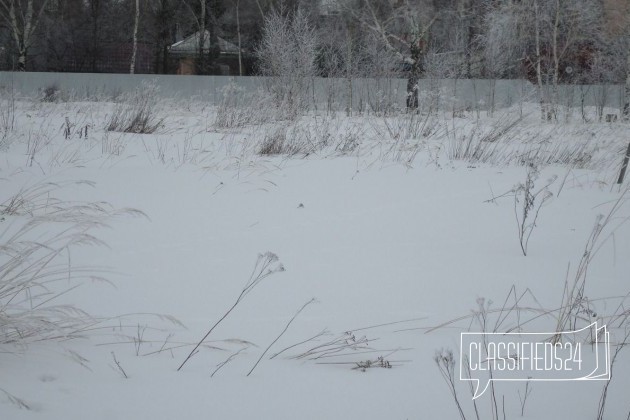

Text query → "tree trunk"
[17,51,26,71]
[406,41,422,110]
[346,23,353,116]
[551,0,560,121]
[197,0,206,74]
[8,0,26,70]
[623,3,630,120]
[207,9,219,74]
[624,41,630,120]
[154,0,171,74]
[534,0,546,121]
[459,0,472,78]
[130,0,140,74]
[236,0,242,76]
[1,0,49,71]
[162,45,169,74]
[23,0,34,65]
[90,0,100,72]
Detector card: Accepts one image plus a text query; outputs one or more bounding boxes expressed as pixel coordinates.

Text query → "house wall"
[176,58,196,75]
[603,0,628,36]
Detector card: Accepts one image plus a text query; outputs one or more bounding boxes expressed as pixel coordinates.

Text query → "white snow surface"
[1,96,629,420]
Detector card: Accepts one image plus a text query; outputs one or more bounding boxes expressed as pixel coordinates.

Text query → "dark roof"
[169,31,241,55]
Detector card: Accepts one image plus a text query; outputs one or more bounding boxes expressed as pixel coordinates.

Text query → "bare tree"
[343,0,437,110]
[430,0,485,78]
[236,0,243,74]
[145,0,177,74]
[482,2,519,78]
[256,7,318,116]
[196,0,207,72]
[87,0,104,72]
[483,0,604,120]
[533,0,546,120]
[583,0,628,118]
[180,0,224,74]
[621,1,630,119]
[626,40,630,120]
[231,0,242,75]
[0,0,50,70]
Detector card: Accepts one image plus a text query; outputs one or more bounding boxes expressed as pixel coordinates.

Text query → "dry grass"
[257,119,332,157]
[0,180,146,350]
[105,81,163,134]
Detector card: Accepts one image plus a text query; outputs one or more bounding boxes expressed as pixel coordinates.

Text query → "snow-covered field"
[1,88,629,420]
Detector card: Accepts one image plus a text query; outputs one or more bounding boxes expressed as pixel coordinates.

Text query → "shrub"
[214,83,279,129]
[513,163,555,256]
[258,119,331,157]
[256,8,318,119]
[40,83,62,103]
[105,81,163,134]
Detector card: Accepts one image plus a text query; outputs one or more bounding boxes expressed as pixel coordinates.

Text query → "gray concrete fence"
[0,72,625,114]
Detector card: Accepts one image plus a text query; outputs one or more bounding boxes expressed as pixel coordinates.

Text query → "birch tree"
[130,0,140,73]
[231,0,242,75]
[236,0,243,74]
[622,2,630,120]
[343,0,437,109]
[0,0,50,70]
[625,39,630,120]
[483,0,604,120]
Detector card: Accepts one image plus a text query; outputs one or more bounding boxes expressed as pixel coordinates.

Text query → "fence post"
[617,141,630,184]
